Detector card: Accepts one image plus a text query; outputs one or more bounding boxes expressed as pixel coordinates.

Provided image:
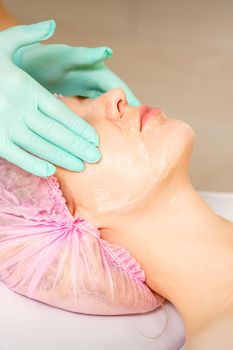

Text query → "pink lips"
[139,106,161,131]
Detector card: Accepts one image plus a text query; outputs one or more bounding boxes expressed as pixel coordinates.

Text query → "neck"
[103,175,233,339]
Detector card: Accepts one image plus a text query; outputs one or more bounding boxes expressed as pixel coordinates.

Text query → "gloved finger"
[79,78,141,106]
[25,110,101,164]
[70,63,141,106]
[15,128,85,172]
[0,20,56,56]
[123,87,141,106]
[38,88,99,146]
[83,90,103,99]
[68,47,113,67]
[93,66,141,106]
[1,143,56,177]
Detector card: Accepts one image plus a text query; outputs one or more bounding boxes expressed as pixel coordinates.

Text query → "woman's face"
[55,89,195,224]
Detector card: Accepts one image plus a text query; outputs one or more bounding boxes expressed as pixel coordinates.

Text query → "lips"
[139,106,162,131]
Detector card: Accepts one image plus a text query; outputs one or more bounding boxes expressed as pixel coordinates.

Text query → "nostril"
[117,99,123,113]
[117,99,126,118]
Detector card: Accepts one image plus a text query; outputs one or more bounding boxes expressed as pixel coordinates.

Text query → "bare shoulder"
[186,310,233,350]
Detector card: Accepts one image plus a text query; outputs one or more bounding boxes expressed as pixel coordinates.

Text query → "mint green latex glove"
[13,43,140,106]
[54,61,141,106]
[0,21,101,178]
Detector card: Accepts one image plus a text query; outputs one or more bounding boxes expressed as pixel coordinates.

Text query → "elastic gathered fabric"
[0,157,164,315]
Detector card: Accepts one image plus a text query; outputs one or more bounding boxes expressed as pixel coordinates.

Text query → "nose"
[101,88,128,121]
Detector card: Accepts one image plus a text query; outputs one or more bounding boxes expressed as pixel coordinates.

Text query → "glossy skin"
[1,3,232,347]
[55,91,233,349]
[55,89,195,222]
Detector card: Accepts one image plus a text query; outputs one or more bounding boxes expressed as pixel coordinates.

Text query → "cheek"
[82,135,154,213]
[58,119,195,218]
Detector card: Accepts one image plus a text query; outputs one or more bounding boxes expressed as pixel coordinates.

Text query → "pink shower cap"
[0,157,164,315]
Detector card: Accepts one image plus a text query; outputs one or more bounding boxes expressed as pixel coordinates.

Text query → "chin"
[160,119,196,178]
[169,119,196,174]
[177,119,196,152]
[166,118,195,147]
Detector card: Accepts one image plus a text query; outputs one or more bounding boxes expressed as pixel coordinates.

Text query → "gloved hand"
[0,21,101,178]
[13,43,140,106]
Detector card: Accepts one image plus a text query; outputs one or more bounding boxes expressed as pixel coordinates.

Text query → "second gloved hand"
[13,43,141,106]
[0,21,101,178]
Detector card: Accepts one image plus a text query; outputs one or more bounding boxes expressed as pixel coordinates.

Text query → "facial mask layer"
[82,115,194,213]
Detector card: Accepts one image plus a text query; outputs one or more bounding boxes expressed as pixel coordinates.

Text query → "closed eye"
[75,96,89,101]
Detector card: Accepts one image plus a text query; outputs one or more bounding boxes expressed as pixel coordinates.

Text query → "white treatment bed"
[0,191,232,350]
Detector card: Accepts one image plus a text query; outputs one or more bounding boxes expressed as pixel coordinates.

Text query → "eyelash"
[76,96,88,100]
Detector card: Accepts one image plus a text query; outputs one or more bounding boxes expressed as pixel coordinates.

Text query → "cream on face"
[55,89,195,216]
